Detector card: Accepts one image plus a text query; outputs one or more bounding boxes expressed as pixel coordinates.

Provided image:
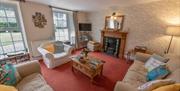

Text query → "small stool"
[87,41,101,52]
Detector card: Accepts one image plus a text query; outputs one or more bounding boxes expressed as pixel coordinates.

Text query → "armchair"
[38,41,73,69]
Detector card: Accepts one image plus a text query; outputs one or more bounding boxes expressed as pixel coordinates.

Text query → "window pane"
[5,9,15,17]
[62,14,67,20]
[0,46,3,55]
[57,20,67,27]
[59,37,64,41]
[2,42,14,53]
[0,32,12,43]
[0,10,5,17]
[12,32,23,41]
[55,31,59,37]
[55,36,59,41]
[64,29,69,40]
[14,41,24,51]
[8,18,17,27]
[0,18,7,27]
[9,27,19,32]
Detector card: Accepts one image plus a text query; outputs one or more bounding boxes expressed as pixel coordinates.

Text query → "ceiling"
[27,0,161,11]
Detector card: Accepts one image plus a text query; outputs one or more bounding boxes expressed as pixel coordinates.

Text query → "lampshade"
[166,26,180,36]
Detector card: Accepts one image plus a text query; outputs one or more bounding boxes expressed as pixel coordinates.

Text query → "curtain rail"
[49,5,78,12]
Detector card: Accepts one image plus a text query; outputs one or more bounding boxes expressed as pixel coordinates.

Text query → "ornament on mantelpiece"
[32,12,47,28]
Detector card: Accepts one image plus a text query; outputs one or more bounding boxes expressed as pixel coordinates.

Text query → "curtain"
[72,11,79,49]
[51,8,78,48]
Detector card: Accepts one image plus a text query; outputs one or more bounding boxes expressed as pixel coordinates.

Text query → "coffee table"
[71,55,105,82]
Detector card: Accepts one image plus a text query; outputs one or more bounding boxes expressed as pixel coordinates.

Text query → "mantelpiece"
[101,30,128,58]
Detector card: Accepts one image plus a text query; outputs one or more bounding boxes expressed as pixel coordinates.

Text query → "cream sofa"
[38,41,73,69]
[15,61,53,91]
[114,53,180,91]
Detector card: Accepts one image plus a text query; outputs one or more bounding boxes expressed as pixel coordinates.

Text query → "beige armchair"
[15,61,53,91]
[38,41,73,69]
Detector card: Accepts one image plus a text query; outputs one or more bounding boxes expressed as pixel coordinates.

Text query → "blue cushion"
[147,65,170,81]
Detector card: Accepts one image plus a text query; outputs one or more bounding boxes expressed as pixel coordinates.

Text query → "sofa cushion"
[151,54,169,63]
[152,83,180,91]
[53,52,68,59]
[138,79,175,91]
[0,85,17,91]
[54,41,65,53]
[145,57,165,72]
[128,61,147,76]
[44,44,55,53]
[16,73,53,91]
[123,70,147,87]
[166,68,180,83]
[114,81,138,91]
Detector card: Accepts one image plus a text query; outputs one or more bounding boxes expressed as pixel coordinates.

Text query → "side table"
[126,48,152,63]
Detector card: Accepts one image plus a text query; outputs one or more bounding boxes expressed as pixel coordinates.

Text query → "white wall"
[88,0,180,55]
[77,12,90,23]
[20,2,54,56]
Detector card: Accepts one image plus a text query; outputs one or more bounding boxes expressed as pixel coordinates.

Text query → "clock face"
[32,12,47,28]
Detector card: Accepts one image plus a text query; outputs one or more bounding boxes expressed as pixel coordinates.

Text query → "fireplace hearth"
[104,37,120,57]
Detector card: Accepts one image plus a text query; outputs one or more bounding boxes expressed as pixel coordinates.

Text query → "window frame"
[0,3,27,56]
[53,11,70,41]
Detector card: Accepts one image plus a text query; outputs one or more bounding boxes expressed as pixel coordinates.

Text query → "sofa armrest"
[38,47,54,60]
[38,47,51,56]
[114,81,138,91]
[15,60,41,78]
[135,52,151,63]
[64,44,73,55]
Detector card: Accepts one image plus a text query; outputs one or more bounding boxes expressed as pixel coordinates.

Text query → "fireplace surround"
[104,37,120,57]
[101,30,128,58]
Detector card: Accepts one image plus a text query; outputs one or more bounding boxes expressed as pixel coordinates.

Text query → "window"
[53,11,69,41]
[0,3,26,58]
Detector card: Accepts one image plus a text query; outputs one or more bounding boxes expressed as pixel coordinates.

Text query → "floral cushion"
[0,64,20,86]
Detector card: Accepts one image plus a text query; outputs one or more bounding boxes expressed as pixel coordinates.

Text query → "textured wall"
[88,0,180,55]
[20,2,54,56]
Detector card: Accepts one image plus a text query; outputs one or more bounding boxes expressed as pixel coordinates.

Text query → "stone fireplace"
[101,30,128,58]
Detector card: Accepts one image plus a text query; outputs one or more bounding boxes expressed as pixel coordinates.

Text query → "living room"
[0,0,180,91]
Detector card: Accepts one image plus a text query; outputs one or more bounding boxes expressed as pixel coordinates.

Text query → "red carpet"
[40,51,132,91]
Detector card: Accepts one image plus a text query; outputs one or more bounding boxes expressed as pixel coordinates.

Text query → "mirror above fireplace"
[104,13,125,31]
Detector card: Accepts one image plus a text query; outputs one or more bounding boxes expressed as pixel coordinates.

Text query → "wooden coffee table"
[71,55,105,82]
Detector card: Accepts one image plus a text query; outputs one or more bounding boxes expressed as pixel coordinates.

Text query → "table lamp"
[165,26,180,53]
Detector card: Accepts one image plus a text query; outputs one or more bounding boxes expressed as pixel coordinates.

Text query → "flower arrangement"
[80,48,89,58]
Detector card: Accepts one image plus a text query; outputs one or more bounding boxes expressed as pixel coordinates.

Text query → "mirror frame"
[104,15,125,31]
